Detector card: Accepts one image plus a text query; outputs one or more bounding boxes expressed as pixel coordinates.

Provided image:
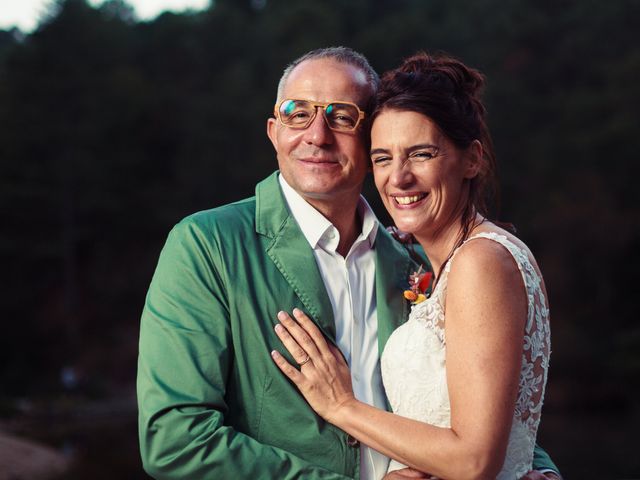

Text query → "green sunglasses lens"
[279,100,361,130]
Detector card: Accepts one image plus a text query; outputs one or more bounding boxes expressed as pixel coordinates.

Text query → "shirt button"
[347,435,359,448]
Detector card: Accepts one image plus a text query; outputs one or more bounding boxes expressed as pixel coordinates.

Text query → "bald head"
[275,47,379,115]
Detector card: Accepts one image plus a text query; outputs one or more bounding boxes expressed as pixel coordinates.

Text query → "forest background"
[0,0,638,478]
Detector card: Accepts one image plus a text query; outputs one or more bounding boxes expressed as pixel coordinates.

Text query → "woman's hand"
[383,467,432,479]
[271,308,356,423]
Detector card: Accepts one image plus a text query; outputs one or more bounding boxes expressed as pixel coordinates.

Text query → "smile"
[298,157,339,166]
[393,193,427,205]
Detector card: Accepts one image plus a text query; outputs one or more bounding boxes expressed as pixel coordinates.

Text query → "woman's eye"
[411,151,436,161]
[372,156,391,165]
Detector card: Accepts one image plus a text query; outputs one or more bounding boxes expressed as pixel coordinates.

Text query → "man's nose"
[302,108,334,145]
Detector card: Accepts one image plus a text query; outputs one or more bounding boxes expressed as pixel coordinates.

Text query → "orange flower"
[405,267,433,304]
[403,290,418,301]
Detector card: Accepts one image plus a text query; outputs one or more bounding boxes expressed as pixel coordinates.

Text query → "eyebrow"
[370,143,439,156]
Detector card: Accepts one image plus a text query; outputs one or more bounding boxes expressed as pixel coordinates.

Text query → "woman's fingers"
[276,310,324,362]
[272,309,356,423]
[291,308,335,358]
[274,321,311,366]
[270,350,305,384]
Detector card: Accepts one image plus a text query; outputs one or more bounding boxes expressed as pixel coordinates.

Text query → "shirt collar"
[278,173,379,251]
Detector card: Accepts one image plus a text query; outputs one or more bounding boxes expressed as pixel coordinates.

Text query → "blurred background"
[0,0,638,478]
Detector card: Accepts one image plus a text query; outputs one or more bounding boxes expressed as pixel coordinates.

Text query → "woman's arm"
[272,238,527,480]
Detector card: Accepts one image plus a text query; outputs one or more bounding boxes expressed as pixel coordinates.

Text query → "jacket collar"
[256,172,337,339]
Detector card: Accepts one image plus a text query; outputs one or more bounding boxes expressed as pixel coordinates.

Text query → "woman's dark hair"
[374,51,508,278]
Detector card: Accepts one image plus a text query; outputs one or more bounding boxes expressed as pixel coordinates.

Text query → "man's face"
[267,58,372,207]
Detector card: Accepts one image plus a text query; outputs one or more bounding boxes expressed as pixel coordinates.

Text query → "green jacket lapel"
[374,227,415,354]
[256,172,336,340]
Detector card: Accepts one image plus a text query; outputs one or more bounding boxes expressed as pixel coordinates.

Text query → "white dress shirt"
[279,174,389,480]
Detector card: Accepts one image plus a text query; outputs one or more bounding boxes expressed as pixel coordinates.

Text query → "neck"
[414,212,483,276]
[414,222,463,276]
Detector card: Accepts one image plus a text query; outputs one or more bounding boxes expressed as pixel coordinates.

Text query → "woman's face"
[370,109,478,241]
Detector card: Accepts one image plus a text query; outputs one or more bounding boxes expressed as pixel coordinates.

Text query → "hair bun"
[395,51,485,100]
[397,53,434,75]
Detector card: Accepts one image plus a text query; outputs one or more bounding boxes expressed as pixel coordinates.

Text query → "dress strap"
[445,232,530,276]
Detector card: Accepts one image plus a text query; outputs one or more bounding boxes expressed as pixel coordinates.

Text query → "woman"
[271,52,550,479]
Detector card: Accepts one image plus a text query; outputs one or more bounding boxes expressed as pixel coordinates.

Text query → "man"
[137,47,560,479]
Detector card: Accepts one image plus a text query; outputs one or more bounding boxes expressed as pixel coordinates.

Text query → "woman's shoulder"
[443,228,530,336]
[444,226,534,332]
[447,223,545,296]
[447,225,529,287]
[450,233,520,280]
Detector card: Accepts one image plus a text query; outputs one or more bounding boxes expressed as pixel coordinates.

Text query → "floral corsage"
[403,266,433,305]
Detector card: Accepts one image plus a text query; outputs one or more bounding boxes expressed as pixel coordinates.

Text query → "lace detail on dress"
[381,232,550,478]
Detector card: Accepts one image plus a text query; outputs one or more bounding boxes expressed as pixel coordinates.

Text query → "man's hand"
[520,471,562,480]
[383,467,431,479]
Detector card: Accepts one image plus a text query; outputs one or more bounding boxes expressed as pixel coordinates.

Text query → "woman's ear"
[464,139,484,179]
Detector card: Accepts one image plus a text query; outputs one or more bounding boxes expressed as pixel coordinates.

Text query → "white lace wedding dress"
[381,232,550,479]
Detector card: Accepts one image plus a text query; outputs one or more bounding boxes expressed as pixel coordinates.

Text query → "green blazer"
[137,172,558,479]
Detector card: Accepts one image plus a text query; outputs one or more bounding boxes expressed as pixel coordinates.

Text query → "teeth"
[394,194,425,205]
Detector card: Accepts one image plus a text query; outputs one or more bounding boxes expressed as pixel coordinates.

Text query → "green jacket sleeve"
[532,443,561,475]
[137,219,349,479]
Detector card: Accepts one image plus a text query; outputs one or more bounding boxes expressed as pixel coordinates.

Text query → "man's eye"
[286,111,312,124]
[328,110,357,126]
[334,114,356,126]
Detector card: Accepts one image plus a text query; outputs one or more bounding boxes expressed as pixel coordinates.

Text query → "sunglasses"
[274,99,366,132]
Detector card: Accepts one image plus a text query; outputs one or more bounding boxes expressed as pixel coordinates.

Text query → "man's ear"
[464,139,484,179]
[266,117,278,152]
